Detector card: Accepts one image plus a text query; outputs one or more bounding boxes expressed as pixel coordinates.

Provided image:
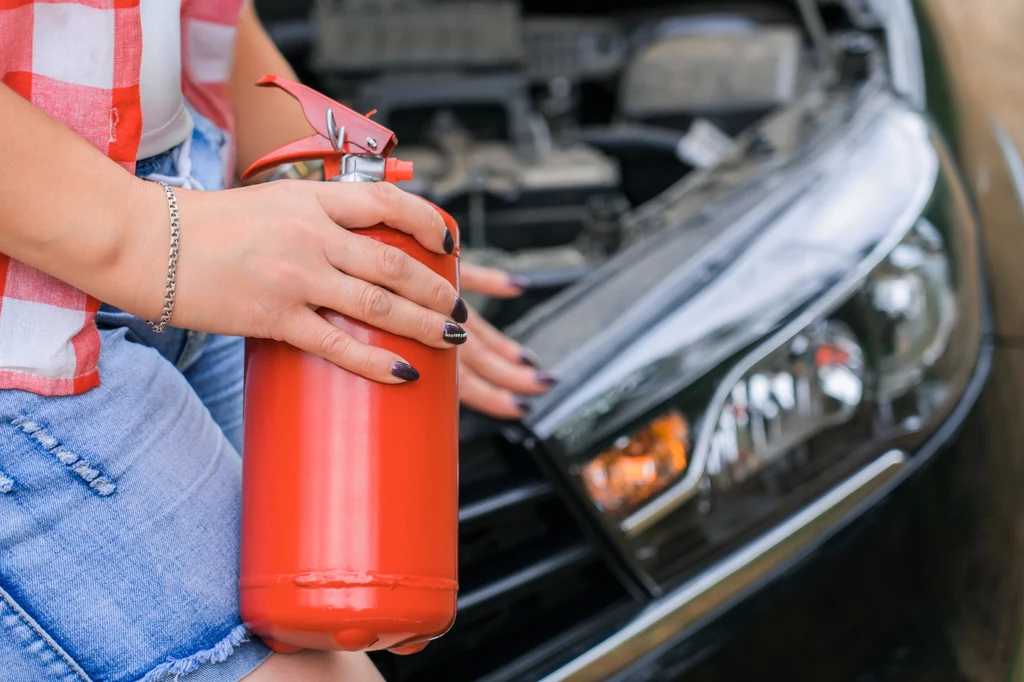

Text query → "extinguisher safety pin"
[326,108,345,152]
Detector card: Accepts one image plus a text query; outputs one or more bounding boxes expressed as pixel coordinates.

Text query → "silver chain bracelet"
[147,181,180,333]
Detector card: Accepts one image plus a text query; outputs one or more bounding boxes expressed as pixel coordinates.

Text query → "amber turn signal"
[580,411,690,518]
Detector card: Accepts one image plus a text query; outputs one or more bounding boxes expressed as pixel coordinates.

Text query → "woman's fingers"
[326,230,467,322]
[460,263,527,299]
[281,308,422,383]
[461,330,552,396]
[456,299,555,418]
[459,364,528,420]
[312,273,468,350]
[313,181,453,255]
[463,305,525,364]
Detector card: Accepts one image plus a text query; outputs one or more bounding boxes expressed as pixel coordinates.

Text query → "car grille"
[371,427,632,682]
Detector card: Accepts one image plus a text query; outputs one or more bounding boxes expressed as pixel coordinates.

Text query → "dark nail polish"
[443,322,468,345]
[391,361,420,382]
[519,349,540,367]
[508,274,530,289]
[514,397,532,415]
[535,371,558,386]
[443,229,455,254]
[451,297,469,324]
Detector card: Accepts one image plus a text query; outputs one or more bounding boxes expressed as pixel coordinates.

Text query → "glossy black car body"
[256,1,1013,680]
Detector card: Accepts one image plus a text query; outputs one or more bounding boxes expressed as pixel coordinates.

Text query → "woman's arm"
[228,1,314,182]
[0,83,166,320]
[0,82,463,383]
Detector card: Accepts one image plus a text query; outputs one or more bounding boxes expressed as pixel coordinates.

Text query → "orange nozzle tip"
[385,158,414,183]
[365,109,378,119]
[255,75,276,86]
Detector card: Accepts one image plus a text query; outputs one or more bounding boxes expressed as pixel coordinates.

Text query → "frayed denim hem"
[137,625,251,682]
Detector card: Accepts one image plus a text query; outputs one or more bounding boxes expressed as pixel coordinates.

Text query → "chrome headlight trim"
[543,450,909,682]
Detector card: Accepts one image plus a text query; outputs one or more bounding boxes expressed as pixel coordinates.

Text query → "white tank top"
[137,0,193,159]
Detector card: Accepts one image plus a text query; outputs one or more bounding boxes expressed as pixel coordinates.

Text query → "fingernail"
[443,229,455,255]
[508,274,530,289]
[391,361,420,381]
[519,348,540,367]
[535,370,557,386]
[443,322,468,345]
[514,396,532,415]
[451,297,469,323]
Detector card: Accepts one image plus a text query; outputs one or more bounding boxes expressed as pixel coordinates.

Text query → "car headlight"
[516,91,984,586]
[580,216,958,528]
[581,209,962,522]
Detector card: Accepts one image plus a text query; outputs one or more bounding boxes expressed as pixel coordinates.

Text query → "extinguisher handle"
[241,75,409,182]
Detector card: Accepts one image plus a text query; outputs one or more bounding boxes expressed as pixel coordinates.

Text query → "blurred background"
[253,1,1023,680]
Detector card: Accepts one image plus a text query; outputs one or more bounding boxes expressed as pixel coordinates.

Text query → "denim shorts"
[0,107,273,681]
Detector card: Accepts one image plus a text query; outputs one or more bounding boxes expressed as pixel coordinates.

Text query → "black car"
[255,1,1009,679]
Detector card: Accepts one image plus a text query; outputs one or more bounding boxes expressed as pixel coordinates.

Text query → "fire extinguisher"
[237,76,459,656]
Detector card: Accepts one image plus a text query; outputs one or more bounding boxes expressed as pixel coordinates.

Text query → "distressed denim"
[0,106,271,681]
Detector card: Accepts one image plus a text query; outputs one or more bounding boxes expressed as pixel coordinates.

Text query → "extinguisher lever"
[241,75,404,181]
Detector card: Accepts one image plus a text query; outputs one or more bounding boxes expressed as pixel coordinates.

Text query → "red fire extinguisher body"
[237,76,459,654]
[241,221,459,653]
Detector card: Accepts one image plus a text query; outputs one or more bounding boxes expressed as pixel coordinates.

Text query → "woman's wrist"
[115,177,181,321]
[146,182,181,332]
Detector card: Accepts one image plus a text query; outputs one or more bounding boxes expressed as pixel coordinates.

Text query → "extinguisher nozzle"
[385,158,415,183]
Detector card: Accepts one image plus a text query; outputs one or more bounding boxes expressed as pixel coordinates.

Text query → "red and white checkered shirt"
[0,0,245,396]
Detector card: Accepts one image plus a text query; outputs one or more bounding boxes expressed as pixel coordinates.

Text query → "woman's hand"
[457,264,555,419]
[129,179,467,384]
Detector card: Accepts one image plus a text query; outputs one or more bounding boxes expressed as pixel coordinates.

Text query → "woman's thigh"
[0,327,270,682]
[243,651,385,682]
[181,332,245,453]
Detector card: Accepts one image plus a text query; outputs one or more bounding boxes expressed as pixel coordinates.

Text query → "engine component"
[575,118,735,171]
[521,17,628,81]
[396,128,623,253]
[340,34,627,322]
[620,25,803,132]
[355,73,534,146]
[312,0,629,83]
[676,119,737,169]
[795,0,838,83]
[311,0,522,74]
[837,31,878,83]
